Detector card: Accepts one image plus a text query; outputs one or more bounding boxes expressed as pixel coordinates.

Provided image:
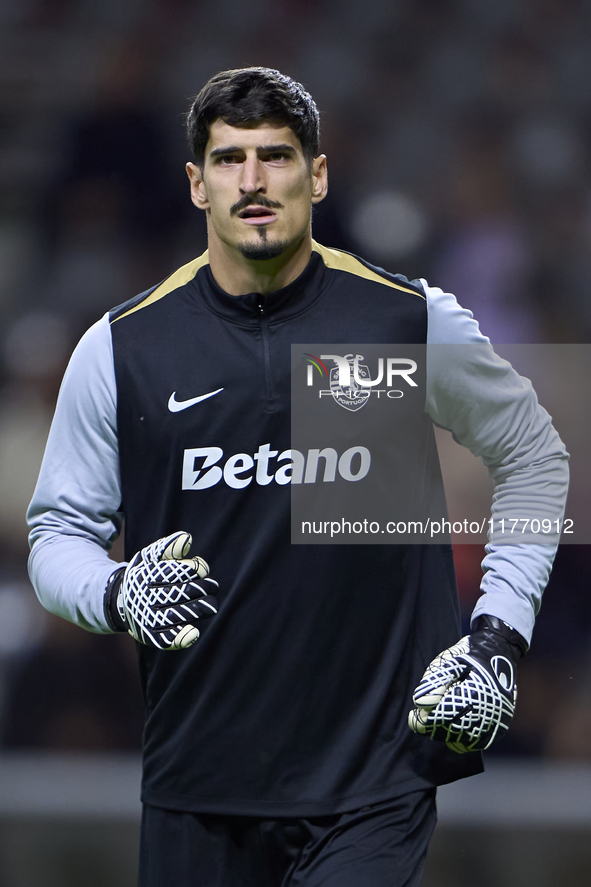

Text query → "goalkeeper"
[27,67,568,887]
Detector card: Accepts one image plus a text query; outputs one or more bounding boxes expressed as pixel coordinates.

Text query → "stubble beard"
[238,227,289,262]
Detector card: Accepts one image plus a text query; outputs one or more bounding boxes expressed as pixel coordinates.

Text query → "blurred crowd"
[0,0,590,759]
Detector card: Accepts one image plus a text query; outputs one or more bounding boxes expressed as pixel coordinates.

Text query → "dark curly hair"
[186,67,320,167]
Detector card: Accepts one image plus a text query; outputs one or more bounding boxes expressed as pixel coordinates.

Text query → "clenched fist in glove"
[408,615,528,753]
[103,531,218,650]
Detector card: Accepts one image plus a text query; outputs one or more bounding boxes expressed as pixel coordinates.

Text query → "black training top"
[107,244,482,815]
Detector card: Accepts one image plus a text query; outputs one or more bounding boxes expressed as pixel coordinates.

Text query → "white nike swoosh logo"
[168,388,224,412]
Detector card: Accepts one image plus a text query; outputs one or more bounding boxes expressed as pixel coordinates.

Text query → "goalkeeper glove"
[103,531,218,650]
[408,614,527,753]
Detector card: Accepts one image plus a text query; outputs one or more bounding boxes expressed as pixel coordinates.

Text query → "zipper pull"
[256,295,265,315]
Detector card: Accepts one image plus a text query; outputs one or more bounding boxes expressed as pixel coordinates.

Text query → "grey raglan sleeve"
[27,313,124,633]
[424,282,569,645]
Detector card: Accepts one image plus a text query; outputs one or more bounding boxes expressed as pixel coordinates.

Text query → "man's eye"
[217,155,240,165]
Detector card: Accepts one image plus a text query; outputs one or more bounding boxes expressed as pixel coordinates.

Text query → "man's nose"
[239,156,266,195]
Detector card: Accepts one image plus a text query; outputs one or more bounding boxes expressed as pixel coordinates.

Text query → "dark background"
[0,1,589,884]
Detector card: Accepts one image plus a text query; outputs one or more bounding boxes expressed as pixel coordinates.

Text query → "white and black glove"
[103,531,218,650]
[408,615,527,753]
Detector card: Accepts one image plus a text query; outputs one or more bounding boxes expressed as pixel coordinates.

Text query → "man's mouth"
[231,195,283,225]
[238,206,278,225]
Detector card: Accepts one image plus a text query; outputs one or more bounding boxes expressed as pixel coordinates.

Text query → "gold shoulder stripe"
[112,250,210,323]
[312,241,425,299]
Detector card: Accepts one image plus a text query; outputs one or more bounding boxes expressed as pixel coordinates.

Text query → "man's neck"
[207,233,313,296]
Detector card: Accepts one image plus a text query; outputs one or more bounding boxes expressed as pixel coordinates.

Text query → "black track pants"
[138,788,437,887]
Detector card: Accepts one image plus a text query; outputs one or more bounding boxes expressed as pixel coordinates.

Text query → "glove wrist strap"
[103,567,127,633]
[472,614,528,659]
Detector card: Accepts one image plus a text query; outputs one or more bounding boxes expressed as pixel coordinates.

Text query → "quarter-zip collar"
[196,251,327,325]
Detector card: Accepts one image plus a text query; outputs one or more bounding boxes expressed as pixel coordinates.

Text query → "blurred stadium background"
[0,0,590,884]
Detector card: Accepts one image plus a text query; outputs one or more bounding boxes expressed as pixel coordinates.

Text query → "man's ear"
[311,154,328,205]
[186,162,209,210]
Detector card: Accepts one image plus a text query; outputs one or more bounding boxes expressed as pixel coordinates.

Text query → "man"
[28,68,568,886]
